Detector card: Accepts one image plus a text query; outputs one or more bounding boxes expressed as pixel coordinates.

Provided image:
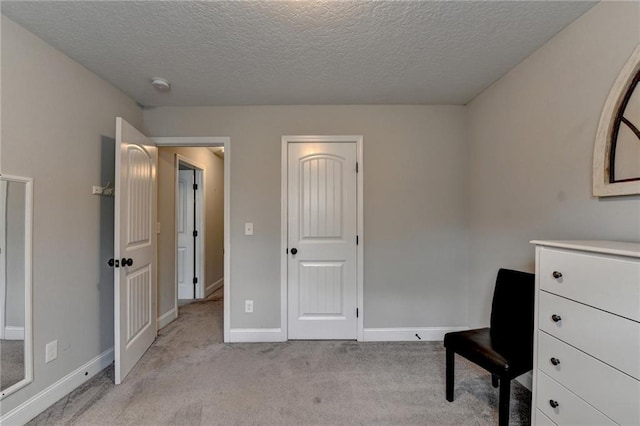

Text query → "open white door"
[114,117,157,384]
[177,170,195,300]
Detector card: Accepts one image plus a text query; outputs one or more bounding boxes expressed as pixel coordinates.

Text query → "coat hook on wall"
[92,181,115,197]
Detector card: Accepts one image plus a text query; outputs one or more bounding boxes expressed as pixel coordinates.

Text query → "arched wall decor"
[593,45,640,197]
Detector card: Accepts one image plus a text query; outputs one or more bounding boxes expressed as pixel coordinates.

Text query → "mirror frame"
[0,174,33,399]
[593,45,640,197]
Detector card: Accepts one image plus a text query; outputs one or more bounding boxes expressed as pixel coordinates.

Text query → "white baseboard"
[516,371,533,391]
[205,277,223,297]
[0,347,114,426]
[157,308,177,330]
[363,326,468,342]
[229,328,285,343]
[4,326,24,340]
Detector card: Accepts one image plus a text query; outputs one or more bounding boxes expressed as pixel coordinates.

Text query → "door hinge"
[193,183,198,190]
[356,162,359,173]
[356,308,359,318]
[193,277,198,284]
[286,248,289,254]
[193,230,198,237]
[356,235,359,245]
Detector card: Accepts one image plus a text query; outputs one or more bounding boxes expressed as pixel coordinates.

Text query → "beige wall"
[1,16,142,413]
[467,1,640,327]
[144,105,470,329]
[157,147,224,317]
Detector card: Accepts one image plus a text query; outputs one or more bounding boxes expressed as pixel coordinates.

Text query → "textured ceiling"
[1,1,596,106]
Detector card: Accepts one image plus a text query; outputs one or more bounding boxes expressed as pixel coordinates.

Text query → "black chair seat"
[444,328,531,379]
[444,268,534,426]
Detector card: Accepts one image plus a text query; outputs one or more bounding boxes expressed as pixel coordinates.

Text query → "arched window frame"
[593,45,640,197]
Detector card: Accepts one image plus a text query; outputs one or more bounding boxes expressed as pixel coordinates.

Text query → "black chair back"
[489,268,535,358]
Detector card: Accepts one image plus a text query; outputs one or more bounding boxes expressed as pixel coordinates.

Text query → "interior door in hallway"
[177,169,195,299]
[287,141,358,340]
[114,117,157,384]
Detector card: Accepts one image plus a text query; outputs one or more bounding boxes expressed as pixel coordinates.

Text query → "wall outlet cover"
[45,340,58,363]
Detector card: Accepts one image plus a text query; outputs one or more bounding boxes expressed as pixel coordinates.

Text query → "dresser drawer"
[538,331,640,425]
[535,409,557,426]
[539,248,640,321]
[536,371,616,426]
[539,291,640,379]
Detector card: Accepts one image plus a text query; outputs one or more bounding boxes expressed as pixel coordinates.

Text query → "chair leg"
[446,349,454,402]
[498,377,511,426]
[492,374,499,388]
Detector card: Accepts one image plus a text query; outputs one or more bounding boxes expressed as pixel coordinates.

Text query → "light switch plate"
[245,300,254,313]
[245,222,254,235]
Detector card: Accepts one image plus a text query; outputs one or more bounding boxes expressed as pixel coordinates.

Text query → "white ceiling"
[1,1,596,107]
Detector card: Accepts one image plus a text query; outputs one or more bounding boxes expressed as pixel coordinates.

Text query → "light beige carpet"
[28,296,531,425]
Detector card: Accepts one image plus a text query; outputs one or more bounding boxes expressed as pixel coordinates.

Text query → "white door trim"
[0,179,6,340]
[152,137,232,342]
[280,135,364,341]
[175,155,205,300]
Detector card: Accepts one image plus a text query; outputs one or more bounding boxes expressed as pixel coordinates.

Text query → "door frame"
[0,179,6,340]
[152,137,231,342]
[175,155,205,300]
[280,135,364,341]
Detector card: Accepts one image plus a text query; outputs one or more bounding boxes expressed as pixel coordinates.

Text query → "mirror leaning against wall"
[0,174,33,399]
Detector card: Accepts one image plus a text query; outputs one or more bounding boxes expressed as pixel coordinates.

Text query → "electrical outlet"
[92,185,104,195]
[245,300,254,313]
[45,340,58,363]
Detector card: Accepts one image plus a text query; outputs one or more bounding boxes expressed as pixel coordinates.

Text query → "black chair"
[444,268,535,426]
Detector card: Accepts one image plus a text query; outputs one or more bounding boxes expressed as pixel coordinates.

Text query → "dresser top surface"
[530,240,640,258]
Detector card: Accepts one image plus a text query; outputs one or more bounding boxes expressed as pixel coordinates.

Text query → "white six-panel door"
[114,117,157,384]
[287,142,358,340]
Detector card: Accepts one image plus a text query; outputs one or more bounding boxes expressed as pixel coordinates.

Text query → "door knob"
[550,357,561,366]
[121,258,133,267]
[290,248,298,255]
[108,258,120,268]
[552,271,563,279]
[551,314,562,322]
[549,400,559,409]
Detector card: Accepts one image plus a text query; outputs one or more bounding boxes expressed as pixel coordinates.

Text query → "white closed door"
[288,142,358,340]
[114,117,157,384]
[177,170,195,300]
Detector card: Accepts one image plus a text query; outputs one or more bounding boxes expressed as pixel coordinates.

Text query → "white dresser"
[530,240,640,426]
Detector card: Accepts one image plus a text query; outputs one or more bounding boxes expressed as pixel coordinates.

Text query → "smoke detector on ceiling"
[151,77,171,92]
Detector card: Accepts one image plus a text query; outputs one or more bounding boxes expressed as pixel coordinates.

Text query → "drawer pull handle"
[550,357,561,366]
[549,400,559,409]
[552,271,563,279]
[551,314,562,322]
